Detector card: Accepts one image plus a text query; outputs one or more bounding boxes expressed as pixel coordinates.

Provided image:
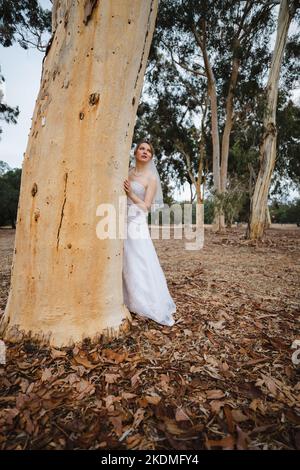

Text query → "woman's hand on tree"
[123,179,132,197]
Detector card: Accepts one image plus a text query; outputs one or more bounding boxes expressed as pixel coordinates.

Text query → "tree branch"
[175,141,196,186]
[160,39,206,77]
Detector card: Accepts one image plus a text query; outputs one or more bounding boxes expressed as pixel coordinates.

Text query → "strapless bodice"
[127,180,147,224]
[127,180,146,203]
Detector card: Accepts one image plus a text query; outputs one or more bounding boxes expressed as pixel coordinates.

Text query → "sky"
[0,2,299,202]
[0,0,52,169]
[0,44,45,167]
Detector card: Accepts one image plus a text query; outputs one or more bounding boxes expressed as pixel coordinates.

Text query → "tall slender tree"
[248,0,299,239]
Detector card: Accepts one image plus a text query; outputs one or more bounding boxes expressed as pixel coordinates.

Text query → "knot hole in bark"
[89,93,100,106]
[34,209,40,222]
[31,183,38,197]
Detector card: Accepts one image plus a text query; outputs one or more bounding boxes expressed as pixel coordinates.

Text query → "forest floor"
[0,225,299,450]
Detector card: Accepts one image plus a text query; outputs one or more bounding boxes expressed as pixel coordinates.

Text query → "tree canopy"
[0,0,51,136]
[134,0,300,212]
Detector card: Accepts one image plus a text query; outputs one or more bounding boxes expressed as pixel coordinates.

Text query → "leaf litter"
[0,226,299,450]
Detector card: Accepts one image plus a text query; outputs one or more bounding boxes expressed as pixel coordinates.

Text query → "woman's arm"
[124,176,157,213]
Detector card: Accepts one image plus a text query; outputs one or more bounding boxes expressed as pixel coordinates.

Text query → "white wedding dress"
[122,180,176,326]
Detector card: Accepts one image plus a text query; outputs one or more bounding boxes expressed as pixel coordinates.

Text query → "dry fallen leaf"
[133,408,145,428]
[102,349,127,363]
[145,395,161,405]
[163,418,186,436]
[121,392,137,400]
[232,409,249,423]
[206,434,235,450]
[73,355,96,369]
[236,425,249,450]
[210,400,225,414]
[74,379,95,400]
[126,434,142,449]
[41,368,53,382]
[50,348,66,359]
[175,407,190,422]
[206,389,225,400]
[105,373,120,384]
[109,416,123,437]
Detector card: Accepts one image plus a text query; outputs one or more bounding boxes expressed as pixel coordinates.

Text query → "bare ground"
[0,226,299,450]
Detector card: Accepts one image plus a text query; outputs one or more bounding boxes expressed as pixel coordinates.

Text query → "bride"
[122,140,176,326]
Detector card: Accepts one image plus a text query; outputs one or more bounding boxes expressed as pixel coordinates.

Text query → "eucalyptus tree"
[1,0,159,347]
[248,0,300,239]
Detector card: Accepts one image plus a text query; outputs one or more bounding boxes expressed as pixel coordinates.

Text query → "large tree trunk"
[0,0,159,347]
[248,0,294,240]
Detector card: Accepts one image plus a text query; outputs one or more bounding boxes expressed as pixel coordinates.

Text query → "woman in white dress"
[122,141,176,326]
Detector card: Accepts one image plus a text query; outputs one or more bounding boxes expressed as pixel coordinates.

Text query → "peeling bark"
[83,0,99,26]
[51,0,60,33]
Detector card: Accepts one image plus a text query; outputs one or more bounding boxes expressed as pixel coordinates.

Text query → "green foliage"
[0,159,10,175]
[210,179,248,227]
[269,198,300,225]
[0,0,51,50]
[0,68,19,137]
[230,96,300,200]
[0,161,22,228]
[136,0,279,197]
[136,0,299,204]
[275,99,300,188]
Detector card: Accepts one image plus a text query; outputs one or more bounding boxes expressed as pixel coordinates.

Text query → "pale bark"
[217,56,241,231]
[193,23,222,232]
[220,57,240,193]
[184,202,204,251]
[201,47,222,232]
[1,0,159,346]
[265,205,272,228]
[248,0,294,240]
[203,54,221,195]
[175,135,205,250]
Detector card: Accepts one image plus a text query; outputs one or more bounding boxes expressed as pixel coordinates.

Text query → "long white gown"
[122,180,176,326]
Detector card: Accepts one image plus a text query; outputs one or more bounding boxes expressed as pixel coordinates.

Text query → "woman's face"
[135,143,153,163]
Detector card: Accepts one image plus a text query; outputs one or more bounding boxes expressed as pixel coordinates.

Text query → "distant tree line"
[0,160,21,228]
[0,158,299,229]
